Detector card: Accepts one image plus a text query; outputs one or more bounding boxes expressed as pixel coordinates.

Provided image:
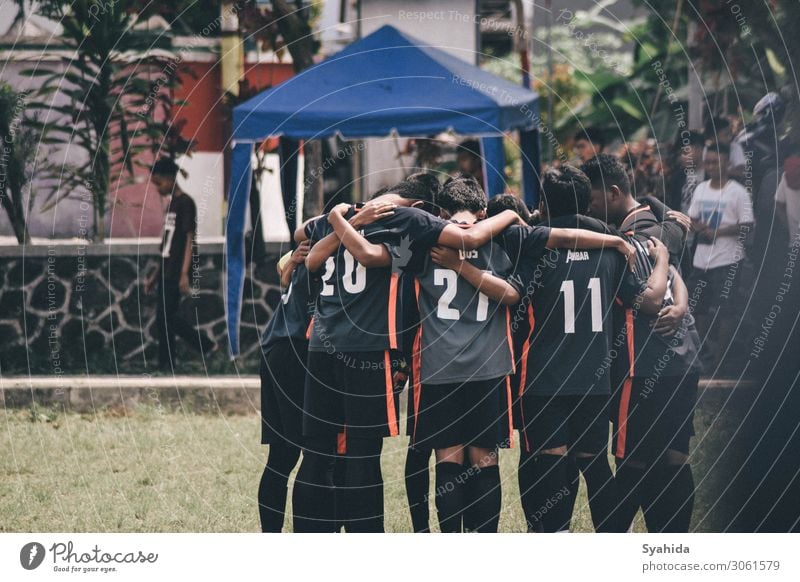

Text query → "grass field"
[0,387,733,532]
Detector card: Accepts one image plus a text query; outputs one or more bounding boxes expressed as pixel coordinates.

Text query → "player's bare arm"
[547,228,637,269]
[304,232,340,272]
[328,203,392,267]
[635,237,670,314]
[437,209,521,250]
[429,246,521,306]
[179,231,194,295]
[278,241,310,287]
[293,215,320,243]
[653,265,689,336]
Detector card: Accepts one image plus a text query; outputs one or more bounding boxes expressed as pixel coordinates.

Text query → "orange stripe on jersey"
[388,272,399,349]
[305,317,313,340]
[623,205,651,227]
[384,351,399,437]
[412,328,423,444]
[518,305,535,398]
[615,308,636,458]
[518,305,534,453]
[616,377,633,459]
[505,376,514,449]
[505,308,515,374]
[337,429,347,455]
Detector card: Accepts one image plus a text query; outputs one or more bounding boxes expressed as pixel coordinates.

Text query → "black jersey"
[305,206,446,353]
[524,215,646,396]
[260,262,315,352]
[160,193,196,281]
[612,236,703,379]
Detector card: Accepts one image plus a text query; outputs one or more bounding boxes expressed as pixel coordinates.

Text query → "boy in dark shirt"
[144,158,215,370]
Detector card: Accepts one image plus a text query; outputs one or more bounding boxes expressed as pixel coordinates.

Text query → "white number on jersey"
[161,212,176,258]
[320,250,367,296]
[560,277,603,334]
[433,268,489,321]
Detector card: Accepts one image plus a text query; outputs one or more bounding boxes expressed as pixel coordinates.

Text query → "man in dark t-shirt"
[144,158,215,370]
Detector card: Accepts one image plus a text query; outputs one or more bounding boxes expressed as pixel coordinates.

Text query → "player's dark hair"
[437,173,487,215]
[580,153,631,195]
[487,194,532,223]
[574,127,606,148]
[705,117,731,140]
[389,171,441,204]
[706,142,730,157]
[151,157,179,178]
[686,130,705,147]
[540,165,592,217]
[457,139,481,159]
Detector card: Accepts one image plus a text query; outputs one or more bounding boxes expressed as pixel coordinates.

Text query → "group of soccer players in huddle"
[257,153,702,533]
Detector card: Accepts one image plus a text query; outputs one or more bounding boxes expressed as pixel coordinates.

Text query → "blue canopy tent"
[226,24,541,356]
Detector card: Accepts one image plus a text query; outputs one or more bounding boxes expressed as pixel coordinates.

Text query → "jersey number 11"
[560,278,602,333]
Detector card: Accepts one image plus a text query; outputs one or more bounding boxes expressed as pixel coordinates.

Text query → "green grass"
[1,390,727,532]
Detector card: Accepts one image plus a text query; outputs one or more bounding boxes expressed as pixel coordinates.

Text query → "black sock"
[345,437,385,533]
[435,462,465,533]
[575,455,620,532]
[292,438,336,532]
[530,454,572,532]
[258,443,301,532]
[614,460,646,532]
[405,446,432,533]
[643,464,695,532]
[333,455,348,532]
[461,456,476,532]
[518,450,540,532]
[467,465,501,533]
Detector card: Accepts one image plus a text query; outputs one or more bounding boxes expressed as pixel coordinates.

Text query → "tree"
[0,83,36,243]
[24,0,185,242]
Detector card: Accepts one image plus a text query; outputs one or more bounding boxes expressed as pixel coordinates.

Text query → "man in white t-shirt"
[688,143,755,363]
[776,155,800,244]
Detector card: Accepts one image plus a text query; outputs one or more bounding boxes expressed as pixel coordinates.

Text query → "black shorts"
[612,373,699,462]
[303,350,400,439]
[411,377,513,450]
[260,338,308,446]
[521,394,611,455]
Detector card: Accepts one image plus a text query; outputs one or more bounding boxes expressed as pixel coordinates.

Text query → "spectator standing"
[573,128,606,163]
[144,158,216,370]
[688,144,754,366]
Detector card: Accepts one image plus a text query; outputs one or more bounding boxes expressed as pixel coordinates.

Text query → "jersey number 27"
[434,268,489,321]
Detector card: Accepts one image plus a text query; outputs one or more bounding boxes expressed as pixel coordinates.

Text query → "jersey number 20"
[320,250,367,295]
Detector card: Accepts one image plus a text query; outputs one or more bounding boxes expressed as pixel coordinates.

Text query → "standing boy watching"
[144,157,215,370]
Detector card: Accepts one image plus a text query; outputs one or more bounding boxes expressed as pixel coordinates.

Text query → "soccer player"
[257,242,313,532]
[515,166,669,533]
[406,175,521,533]
[582,154,704,533]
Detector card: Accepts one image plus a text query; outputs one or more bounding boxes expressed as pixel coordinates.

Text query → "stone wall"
[0,243,283,374]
